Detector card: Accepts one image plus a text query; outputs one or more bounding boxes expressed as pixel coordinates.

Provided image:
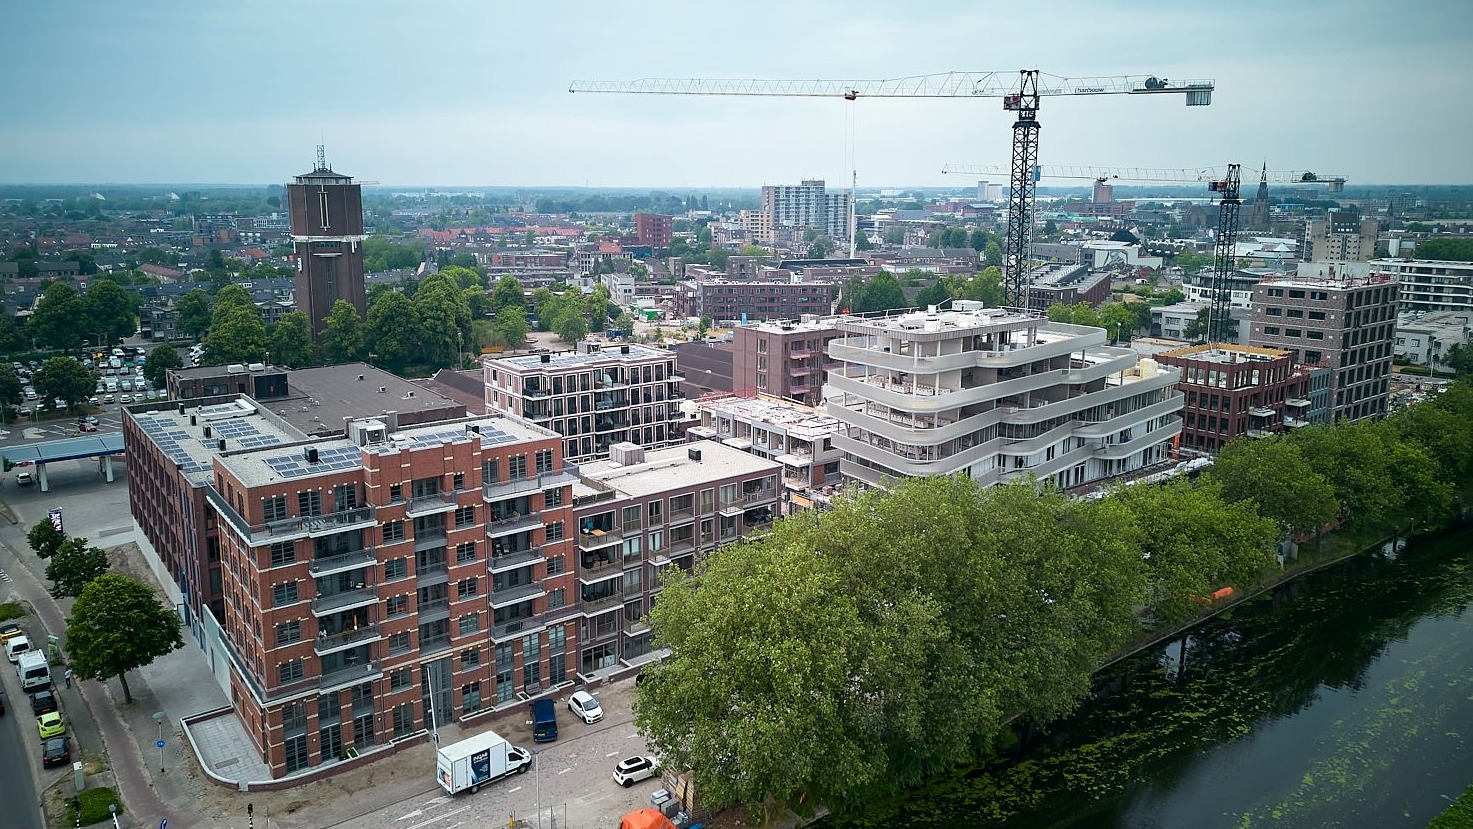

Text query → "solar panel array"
[205,418,283,450]
[135,414,211,474]
[263,445,362,479]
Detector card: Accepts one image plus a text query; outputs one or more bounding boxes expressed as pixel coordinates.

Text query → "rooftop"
[743,317,840,335]
[1158,343,1292,365]
[127,398,305,485]
[576,441,781,499]
[493,343,672,371]
[696,394,840,441]
[266,364,462,436]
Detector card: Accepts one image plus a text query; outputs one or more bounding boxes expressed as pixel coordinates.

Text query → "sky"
[1,0,1470,188]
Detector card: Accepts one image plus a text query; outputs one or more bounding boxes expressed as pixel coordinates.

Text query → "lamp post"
[532,749,543,829]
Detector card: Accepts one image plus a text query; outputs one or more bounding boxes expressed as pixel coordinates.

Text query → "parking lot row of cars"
[1,622,72,769]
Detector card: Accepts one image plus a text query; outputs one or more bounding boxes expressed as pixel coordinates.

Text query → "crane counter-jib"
[569,72,1214,103]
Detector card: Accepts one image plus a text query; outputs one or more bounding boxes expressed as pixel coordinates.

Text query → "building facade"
[570,442,781,675]
[634,213,673,248]
[483,342,684,462]
[1303,212,1378,262]
[675,280,839,323]
[759,180,850,243]
[1248,263,1398,423]
[824,302,1183,491]
[731,317,842,408]
[1155,344,1302,454]
[1370,258,1473,315]
[287,160,367,339]
[1023,263,1112,313]
[687,392,843,510]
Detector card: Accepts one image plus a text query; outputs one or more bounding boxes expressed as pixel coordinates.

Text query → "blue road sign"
[156,740,166,748]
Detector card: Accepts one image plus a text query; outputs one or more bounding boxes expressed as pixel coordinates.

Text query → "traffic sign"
[156,740,166,748]
[160,819,169,829]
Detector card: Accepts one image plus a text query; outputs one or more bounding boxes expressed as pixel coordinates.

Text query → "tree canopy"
[66,574,184,704]
[142,343,182,388]
[29,282,85,350]
[322,299,366,364]
[175,288,213,340]
[33,356,96,412]
[269,310,315,368]
[45,537,110,599]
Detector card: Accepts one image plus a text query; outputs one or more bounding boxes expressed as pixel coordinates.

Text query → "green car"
[37,711,65,739]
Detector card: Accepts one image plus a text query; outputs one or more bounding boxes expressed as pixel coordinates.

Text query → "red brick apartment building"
[634,213,673,248]
[731,317,843,408]
[1155,344,1300,454]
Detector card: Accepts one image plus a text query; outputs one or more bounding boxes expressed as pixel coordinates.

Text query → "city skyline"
[2,0,1470,187]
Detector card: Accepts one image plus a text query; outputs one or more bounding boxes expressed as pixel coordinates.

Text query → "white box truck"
[18,650,51,691]
[436,729,531,794]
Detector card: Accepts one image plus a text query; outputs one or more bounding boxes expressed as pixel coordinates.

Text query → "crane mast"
[570,71,1214,309]
[1206,164,1242,345]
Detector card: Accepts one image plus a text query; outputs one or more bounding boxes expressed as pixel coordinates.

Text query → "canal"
[835,527,1473,829]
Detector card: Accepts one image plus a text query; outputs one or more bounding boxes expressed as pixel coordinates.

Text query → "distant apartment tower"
[483,342,684,462]
[824,303,1182,490]
[634,213,673,248]
[760,180,850,244]
[1370,258,1473,315]
[288,152,367,338]
[732,317,842,408]
[676,281,839,323]
[1248,262,1398,423]
[1303,211,1377,262]
[1155,344,1307,454]
[1091,179,1114,204]
[976,181,1004,201]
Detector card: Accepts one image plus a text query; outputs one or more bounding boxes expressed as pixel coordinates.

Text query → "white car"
[567,690,603,724]
[612,755,660,788]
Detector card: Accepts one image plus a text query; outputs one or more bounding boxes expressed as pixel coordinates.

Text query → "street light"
[532,748,543,829]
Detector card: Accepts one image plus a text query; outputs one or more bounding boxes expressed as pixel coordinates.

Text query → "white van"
[105,378,119,393]
[17,650,50,691]
[5,633,33,663]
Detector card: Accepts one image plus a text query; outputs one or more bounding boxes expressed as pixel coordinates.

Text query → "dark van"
[531,699,558,742]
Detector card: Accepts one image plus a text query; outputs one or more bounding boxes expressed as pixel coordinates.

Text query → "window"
[509,454,528,480]
[1266,307,1283,316]
[278,659,304,684]
[318,191,331,228]
[547,555,566,576]
[719,483,737,506]
[535,449,555,473]
[390,667,412,691]
[386,595,409,616]
[332,483,358,511]
[454,505,476,527]
[460,647,481,669]
[452,472,465,491]
[463,682,483,716]
[389,483,403,503]
[457,578,479,599]
[276,620,301,647]
[387,630,411,655]
[647,500,662,524]
[1307,330,1324,340]
[1287,309,1304,318]
[1286,329,1302,338]
[482,459,499,484]
[548,587,566,609]
[1309,311,1326,321]
[670,493,693,515]
[622,505,641,533]
[544,487,563,507]
[384,557,407,581]
[262,495,288,523]
[383,520,406,544]
[458,615,481,636]
[1264,326,1280,335]
[1266,288,1284,297]
[545,520,565,541]
[273,581,299,607]
[648,530,663,552]
[456,541,477,564]
[282,701,307,732]
[392,704,415,739]
[700,488,715,514]
[269,541,295,567]
[298,490,322,517]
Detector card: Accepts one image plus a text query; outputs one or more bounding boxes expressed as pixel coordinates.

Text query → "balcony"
[222,500,379,546]
[578,559,621,584]
[522,385,551,399]
[492,618,540,642]
[719,501,745,517]
[1248,407,1277,419]
[490,582,547,608]
[313,623,382,656]
[413,527,447,550]
[487,512,542,538]
[788,346,812,359]
[405,491,459,517]
[624,617,651,636]
[311,583,377,616]
[483,471,577,501]
[578,527,622,550]
[1285,397,1312,408]
[667,536,696,555]
[580,592,624,614]
[489,544,542,572]
[789,363,812,376]
[318,659,381,692]
[307,549,376,578]
[742,487,778,505]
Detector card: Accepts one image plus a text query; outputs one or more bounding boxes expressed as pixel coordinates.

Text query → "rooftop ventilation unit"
[687,446,702,462]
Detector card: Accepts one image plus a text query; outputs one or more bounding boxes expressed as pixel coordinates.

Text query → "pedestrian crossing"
[0,567,10,583]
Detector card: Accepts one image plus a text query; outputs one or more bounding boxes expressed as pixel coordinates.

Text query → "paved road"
[0,663,47,829]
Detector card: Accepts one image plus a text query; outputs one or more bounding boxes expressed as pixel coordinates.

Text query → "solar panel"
[264,445,363,479]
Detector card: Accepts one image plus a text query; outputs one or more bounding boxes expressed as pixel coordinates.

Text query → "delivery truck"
[436,729,531,795]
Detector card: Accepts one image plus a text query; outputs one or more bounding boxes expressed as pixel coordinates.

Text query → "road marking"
[404,806,469,829]
[0,569,9,582]
[506,786,522,793]
[394,810,423,821]
[606,751,619,757]
[421,796,450,807]
[558,767,571,775]
[580,790,618,804]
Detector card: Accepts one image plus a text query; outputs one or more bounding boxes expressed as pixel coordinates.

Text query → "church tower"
[1249,163,1271,228]
[287,146,367,340]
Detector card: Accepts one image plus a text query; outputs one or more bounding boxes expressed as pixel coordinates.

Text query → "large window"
[273,581,299,607]
[269,541,295,567]
[298,490,322,517]
[262,495,288,523]
[275,620,301,647]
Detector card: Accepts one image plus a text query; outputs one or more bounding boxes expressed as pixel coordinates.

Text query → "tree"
[82,281,139,347]
[27,518,66,560]
[412,274,471,369]
[65,574,184,704]
[1288,422,1454,532]
[202,303,267,365]
[33,356,96,413]
[883,226,906,245]
[0,366,21,423]
[855,271,907,314]
[45,537,110,599]
[269,310,315,368]
[141,344,182,388]
[1414,237,1473,261]
[1098,301,1139,343]
[29,282,85,350]
[212,284,255,313]
[914,281,951,309]
[956,267,1007,306]
[1207,437,1338,539]
[492,306,529,349]
[366,291,420,373]
[855,231,873,251]
[491,275,527,312]
[555,312,589,344]
[321,300,366,364]
[697,315,712,340]
[982,240,1004,268]
[175,289,213,340]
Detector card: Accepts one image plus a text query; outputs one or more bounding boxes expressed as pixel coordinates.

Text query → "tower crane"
[943,162,1349,343]
[569,71,1215,307]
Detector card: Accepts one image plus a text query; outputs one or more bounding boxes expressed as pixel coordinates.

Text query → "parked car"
[0,623,22,644]
[119,394,133,404]
[42,736,71,768]
[612,755,660,788]
[15,471,34,486]
[88,397,101,406]
[30,689,57,716]
[568,690,604,724]
[103,395,115,404]
[78,422,98,433]
[37,711,65,739]
[80,415,100,425]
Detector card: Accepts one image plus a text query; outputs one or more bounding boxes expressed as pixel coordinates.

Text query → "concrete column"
[38,463,48,492]
[103,455,114,482]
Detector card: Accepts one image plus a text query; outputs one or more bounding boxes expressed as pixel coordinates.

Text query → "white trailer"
[436,729,531,794]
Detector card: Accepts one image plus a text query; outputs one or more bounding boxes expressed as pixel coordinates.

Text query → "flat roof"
[1158,343,1291,364]
[1,434,125,467]
[576,441,781,500]
[128,398,305,484]
[265,364,463,436]
[493,343,671,371]
[697,394,840,440]
[742,317,840,335]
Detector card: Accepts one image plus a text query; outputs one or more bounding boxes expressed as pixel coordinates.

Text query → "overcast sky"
[2,0,1469,188]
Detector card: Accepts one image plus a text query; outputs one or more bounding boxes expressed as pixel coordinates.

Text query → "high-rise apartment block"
[1248,263,1397,423]
[759,180,850,244]
[482,343,684,462]
[571,442,781,673]
[1370,258,1473,315]
[1303,211,1378,262]
[633,213,673,248]
[1155,344,1309,454]
[824,303,1182,490]
[287,155,367,338]
[732,317,842,407]
[673,281,839,323]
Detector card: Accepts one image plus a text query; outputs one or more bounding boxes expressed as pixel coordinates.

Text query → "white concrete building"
[1395,311,1470,368]
[1370,258,1473,315]
[824,302,1182,491]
